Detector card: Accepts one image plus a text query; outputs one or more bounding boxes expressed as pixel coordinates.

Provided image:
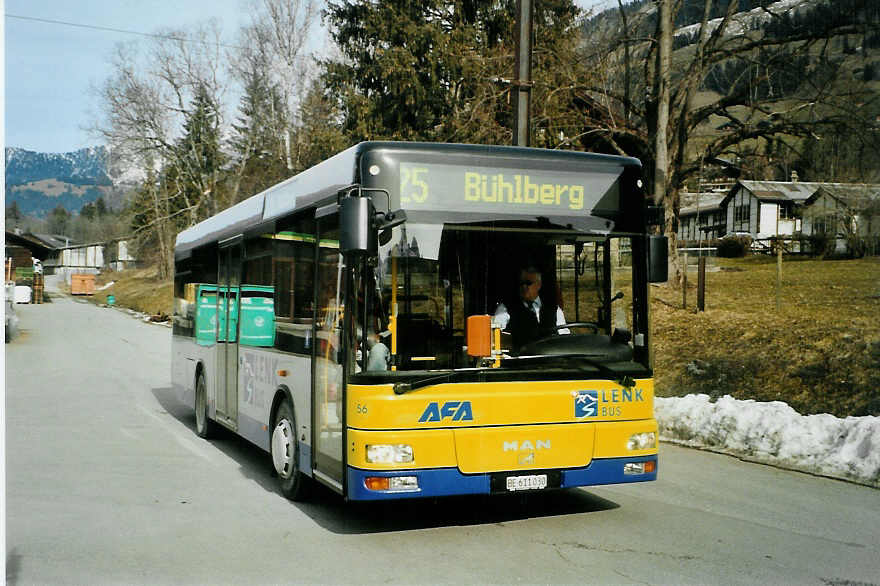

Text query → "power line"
[5,13,244,50]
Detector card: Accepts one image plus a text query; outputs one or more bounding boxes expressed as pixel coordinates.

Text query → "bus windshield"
[351,220,650,380]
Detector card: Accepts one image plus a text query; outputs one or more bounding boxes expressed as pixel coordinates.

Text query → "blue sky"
[4,0,251,153]
[4,0,613,154]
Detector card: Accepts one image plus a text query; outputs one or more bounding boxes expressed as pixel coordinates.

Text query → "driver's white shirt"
[493,296,570,334]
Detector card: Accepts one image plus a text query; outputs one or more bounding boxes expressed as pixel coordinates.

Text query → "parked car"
[5,282,19,343]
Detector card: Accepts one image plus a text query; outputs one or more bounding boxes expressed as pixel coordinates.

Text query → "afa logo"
[418,401,474,423]
[574,390,598,418]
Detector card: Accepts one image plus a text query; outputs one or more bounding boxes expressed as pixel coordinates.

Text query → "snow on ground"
[656,394,880,488]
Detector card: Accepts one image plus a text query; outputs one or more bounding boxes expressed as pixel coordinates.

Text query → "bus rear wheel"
[271,399,311,501]
[195,373,216,439]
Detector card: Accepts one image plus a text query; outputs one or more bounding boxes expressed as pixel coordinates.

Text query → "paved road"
[5,292,879,585]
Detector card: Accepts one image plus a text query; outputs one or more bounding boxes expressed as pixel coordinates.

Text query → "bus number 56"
[401,166,428,203]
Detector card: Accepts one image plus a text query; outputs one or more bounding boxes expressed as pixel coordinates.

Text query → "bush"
[846,237,863,258]
[716,234,752,257]
[808,233,835,257]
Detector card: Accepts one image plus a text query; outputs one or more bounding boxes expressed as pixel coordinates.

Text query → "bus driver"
[494,266,569,351]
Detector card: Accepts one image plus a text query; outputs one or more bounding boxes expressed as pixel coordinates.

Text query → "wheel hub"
[272,419,294,478]
[196,382,206,431]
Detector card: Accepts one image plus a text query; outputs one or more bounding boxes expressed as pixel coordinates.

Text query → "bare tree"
[556,0,879,282]
[231,0,320,177]
[92,23,230,276]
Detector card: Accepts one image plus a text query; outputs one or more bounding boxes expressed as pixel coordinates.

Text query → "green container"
[106,295,115,306]
[221,289,239,343]
[239,285,275,347]
[195,285,220,346]
[195,284,240,345]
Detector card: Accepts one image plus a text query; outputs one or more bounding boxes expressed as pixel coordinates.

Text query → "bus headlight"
[364,476,419,492]
[624,461,656,475]
[627,432,656,451]
[366,444,414,464]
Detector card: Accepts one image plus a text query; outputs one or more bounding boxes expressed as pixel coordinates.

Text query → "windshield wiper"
[392,354,636,394]
[503,354,636,388]
[393,371,462,395]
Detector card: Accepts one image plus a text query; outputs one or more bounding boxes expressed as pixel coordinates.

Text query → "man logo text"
[503,440,551,452]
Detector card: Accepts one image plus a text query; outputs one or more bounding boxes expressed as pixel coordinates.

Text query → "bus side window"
[270,220,316,355]
[273,257,294,319]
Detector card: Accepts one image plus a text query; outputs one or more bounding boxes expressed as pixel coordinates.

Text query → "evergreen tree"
[80,201,97,220]
[6,201,23,226]
[95,197,108,216]
[291,77,349,172]
[48,205,72,235]
[322,0,582,144]
[229,71,291,201]
[174,83,225,223]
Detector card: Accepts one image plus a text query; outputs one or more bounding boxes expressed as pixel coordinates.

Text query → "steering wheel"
[554,322,599,333]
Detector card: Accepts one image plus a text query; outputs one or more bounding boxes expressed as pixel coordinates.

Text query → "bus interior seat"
[395,313,453,368]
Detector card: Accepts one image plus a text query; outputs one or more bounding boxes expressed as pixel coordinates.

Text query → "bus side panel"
[172,334,215,414]
[237,346,312,458]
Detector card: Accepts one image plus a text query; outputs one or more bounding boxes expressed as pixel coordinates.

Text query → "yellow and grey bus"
[172,142,667,501]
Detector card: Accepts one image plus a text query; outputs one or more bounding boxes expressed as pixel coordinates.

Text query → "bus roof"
[175,142,642,256]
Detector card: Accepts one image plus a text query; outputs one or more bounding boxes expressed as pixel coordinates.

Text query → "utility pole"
[512,0,534,147]
[654,0,671,208]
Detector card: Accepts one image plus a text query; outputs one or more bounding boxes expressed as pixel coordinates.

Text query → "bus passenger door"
[216,239,241,429]
[311,214,345,491]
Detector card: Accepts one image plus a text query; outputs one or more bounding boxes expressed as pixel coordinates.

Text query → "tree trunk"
[654,0,681,286]
[150,181,172,280]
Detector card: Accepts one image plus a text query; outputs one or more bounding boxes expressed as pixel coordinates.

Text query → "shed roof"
[807,184,880,209]
[30,233,76,249]
[679,193,726,216]
[719,180,878,208]
[5,231,53,260]
[737,180,820,202]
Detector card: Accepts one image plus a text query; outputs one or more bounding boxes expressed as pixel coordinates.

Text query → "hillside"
[652,256,880,418]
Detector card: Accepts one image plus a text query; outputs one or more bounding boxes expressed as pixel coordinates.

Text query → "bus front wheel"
[271,399,311,501]
[195,373,216,439]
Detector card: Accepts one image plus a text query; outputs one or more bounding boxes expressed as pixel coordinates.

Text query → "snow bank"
[655,394,880,487]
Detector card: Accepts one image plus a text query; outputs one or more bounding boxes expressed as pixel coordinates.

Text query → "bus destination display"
[399,162,619,215]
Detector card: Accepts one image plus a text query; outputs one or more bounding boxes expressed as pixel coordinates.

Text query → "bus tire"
[271,398,311,501]
[195,372,216,439]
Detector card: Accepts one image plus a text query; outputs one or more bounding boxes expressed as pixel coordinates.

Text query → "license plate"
[505,474,548,491]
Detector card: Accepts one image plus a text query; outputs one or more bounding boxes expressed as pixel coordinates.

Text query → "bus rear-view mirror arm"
[339,187,406,254]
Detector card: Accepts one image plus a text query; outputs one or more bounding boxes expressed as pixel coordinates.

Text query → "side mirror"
[648,235,668,283]
[340,196,374,255]
[377,209,407,246]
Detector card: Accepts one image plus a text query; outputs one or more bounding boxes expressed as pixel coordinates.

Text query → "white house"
[720,179,813,240]
[55,238,138,283]
[106,239,137,271]
[718,178,880,254]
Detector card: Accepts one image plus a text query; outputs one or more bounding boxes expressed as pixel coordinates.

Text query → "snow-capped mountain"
[5,146,136,217]
[5,146,113,187]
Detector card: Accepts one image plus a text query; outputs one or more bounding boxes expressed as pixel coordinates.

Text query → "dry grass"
[88,256,880,417]
[652,256,880,417]
[89,267,173,318]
